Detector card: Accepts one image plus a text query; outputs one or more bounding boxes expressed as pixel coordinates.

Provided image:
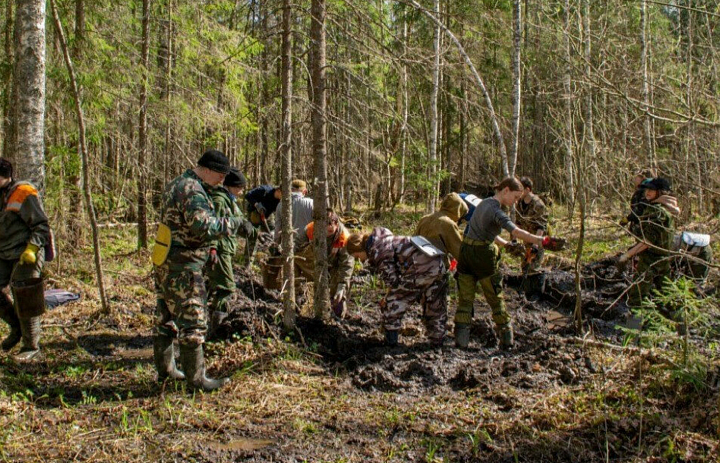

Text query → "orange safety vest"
[306,222,349,249]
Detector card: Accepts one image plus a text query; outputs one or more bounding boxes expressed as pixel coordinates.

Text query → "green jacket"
[637,202,674,257]
[0,180,50,260]
[415,193,468,264]
[160,169,240,252]
[208,186,256,256]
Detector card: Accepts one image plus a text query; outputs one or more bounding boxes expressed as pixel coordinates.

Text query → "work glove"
[505,240,525,258]
[448,258,457,273]
[19,244,39,265]
[254,202,267,215]
[209,248,219,266]
[615,253,630,273]
[541,236,567,251]
[332,288,346,317]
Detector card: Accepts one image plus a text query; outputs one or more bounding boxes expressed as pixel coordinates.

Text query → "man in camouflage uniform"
[618,178,676,324]
[294,209,354,317]
[415,192,468,267]
[153,150,243,391]
[205,168,257,339]
[0,158,50,361]
[515,177,548,274]
[346,227,448,346]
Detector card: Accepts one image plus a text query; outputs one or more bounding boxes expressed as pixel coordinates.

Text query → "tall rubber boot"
[15,316,41,361]
[207,311,228,341]
[497,323,514,350]
[454,323,470,349]
[179,343,229,392]
[154,334,185,382]
[0,295,21,351]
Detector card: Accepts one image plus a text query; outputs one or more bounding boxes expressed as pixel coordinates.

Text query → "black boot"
[207,311,228,341]
[497,323,514,350]
[0,295,21,351]
[15,316,41,361]
[454,323,470,349]
[179,343,229,392]
[384,330,399,346]
[154,334,185,382]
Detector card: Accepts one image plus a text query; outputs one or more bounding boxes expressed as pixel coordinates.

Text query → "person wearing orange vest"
[295,209,354,317]
[0,158,50,361]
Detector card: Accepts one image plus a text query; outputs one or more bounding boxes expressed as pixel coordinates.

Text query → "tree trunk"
[640,0,655,168]
[50,0,109,314]
[509,0,522,176]
[427,0,440,212]
[1,1,13,158]
[563,0,575,205]
[8,0,46,191]
[137,0,150,249]
[310,0,329,319]
[280,0,295,331]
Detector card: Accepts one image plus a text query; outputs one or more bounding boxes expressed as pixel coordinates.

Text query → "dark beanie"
[0,158,13,178]
[644,177,672,192]
[198,150,230,174]
[224,168,247,188]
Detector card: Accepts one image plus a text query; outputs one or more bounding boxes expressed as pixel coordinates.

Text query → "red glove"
[209,248,218,266]
[541,236,566,251]
[449,258,457,272]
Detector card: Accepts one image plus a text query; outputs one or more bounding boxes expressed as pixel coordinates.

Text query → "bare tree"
[427,0,440,212]
[50,0,109,314]
[310,0,330,319]
[137,0,151,249]
[562,0,575,204]
[8,0,46,191]
[509,0,522,176]
[640,0,655,168]
[280,0,296,330]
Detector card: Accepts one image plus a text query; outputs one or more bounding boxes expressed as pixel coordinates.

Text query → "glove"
[541,236,566,251]
[209,248,218,266]
[269,244,280,257]
[505,240,525,258]
[448,258,457,273]
[19,244,39,265]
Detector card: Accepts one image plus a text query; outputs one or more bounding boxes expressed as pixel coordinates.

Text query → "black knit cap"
[224,168,247,188]
[198,150,230,174]
[645,177,672,192]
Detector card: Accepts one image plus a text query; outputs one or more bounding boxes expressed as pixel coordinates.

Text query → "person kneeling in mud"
[455,177,564,350]
[346,227,448,346]
[617,177,678,328]
[294,209,354,317]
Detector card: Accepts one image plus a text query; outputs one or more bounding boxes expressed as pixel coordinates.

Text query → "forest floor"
[0,209,719,462]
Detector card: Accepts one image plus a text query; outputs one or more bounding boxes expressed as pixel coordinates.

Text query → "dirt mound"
[216,259,627,395]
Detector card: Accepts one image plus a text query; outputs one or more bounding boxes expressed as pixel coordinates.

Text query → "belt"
[462,237,491,246]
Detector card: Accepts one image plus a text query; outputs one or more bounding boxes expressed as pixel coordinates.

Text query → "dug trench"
[216,257,636,396]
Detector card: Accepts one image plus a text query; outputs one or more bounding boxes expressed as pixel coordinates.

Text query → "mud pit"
[215,258,636,395]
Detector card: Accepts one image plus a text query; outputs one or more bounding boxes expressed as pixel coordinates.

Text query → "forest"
[0,0,719,461]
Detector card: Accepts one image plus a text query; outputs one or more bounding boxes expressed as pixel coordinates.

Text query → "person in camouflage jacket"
[515,177,548,274]
[153,150,243,391]
[295,209,354,317]
[205,168,256,339]
[0,158,50,361]
[617,178,676,325]
[346,227,448,346]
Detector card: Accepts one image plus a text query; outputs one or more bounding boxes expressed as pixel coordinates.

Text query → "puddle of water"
[207,438,274,452]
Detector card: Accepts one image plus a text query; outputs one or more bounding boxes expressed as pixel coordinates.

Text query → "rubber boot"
[454,323,470,349]
[497,323,514,350]
[154,334,185,382]
[384,330,399,346]
[15,316,41,361]
[0,295,21,351]
[207,311,228,341]
[179,343,229,392]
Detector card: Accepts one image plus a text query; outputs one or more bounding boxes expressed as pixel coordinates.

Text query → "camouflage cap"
[291,179,307,190]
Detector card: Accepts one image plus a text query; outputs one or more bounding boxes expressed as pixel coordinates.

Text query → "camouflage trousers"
[382,266,448,342]
[154,249,209,347]
[456,241,511,328]
[205,249,236,315]
[628,253,672,314]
